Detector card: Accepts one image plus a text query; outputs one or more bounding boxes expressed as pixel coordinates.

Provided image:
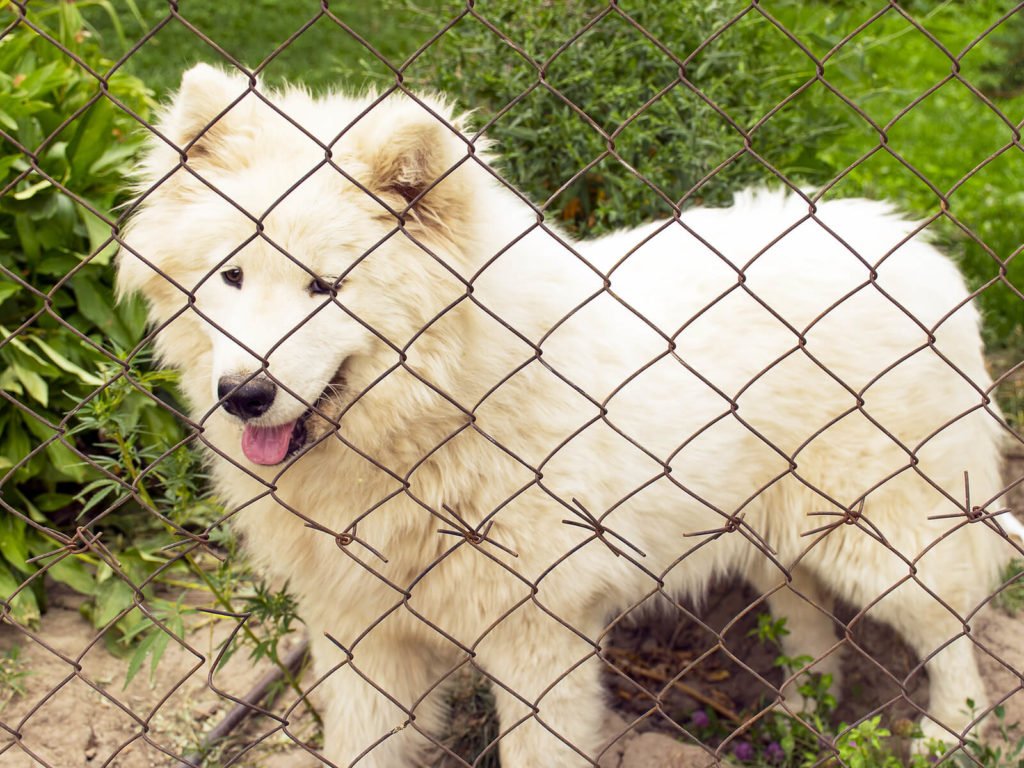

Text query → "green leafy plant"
[750,614,837,721]
[832,717,906,768]
[948,703,1024,768]
[231,581,301,667]
[401,0,844,238]
[54,357,214,650]
[703,614,1024,767]
[213,574,317,720]
[993,559,1024,617]
[0,0,159,623]
[0,645,33,712]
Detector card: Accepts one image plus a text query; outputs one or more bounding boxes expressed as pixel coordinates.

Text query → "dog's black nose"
[218,375,277,420]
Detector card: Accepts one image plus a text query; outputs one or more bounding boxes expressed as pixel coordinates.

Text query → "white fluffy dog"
[118,64,1019,766]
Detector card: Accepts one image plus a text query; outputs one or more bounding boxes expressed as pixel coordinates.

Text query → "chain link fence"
[3,2,1024,767]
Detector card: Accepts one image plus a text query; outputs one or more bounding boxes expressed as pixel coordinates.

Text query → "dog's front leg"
[477,603,608,767]
[308,630,454,767]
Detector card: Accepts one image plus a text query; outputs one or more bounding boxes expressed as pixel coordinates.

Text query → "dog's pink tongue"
[241,421,296,465]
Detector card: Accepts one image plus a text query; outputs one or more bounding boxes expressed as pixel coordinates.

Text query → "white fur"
[119,65,1019,766]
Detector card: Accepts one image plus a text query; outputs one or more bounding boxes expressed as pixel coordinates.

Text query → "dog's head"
[118,65,497,467]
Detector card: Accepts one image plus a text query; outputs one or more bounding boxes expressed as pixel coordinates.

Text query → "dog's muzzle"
[216,364,348,466]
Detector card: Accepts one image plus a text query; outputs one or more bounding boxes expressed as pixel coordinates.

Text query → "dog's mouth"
[239,363,348,467]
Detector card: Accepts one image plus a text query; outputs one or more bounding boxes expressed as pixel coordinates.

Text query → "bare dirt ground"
[3,462,1023,768]
[0,584,314,768]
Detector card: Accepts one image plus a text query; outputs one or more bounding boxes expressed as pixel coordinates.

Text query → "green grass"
[80,0,452,95]
[993,559,1024,616]
[0,647,32,713]
[767,1,1024,347]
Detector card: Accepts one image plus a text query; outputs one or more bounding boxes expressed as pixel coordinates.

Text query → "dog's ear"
[161,64,254,167]
[119,65,252,304]
[349,97,474,219]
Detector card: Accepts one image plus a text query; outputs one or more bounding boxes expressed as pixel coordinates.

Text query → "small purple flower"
[691,710,711,728]
[764,742,785,763]
[732,741,755,762]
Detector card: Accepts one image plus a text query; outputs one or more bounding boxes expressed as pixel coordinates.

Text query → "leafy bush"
[0,0,200,630]
[399,0,842,236]
[0,5,317,712]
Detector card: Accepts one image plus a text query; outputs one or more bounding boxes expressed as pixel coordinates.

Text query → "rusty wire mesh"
[3,2,1024,767]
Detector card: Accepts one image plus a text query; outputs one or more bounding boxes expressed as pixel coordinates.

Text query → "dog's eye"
[309,276,340,296]
[221,268,243,288]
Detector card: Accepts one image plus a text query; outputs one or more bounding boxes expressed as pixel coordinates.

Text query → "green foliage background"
[1,0,158,624]
[85,0,1024,344]
[1,0,1023,699]
[394,1,1024,343]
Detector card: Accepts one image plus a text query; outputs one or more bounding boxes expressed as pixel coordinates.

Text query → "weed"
[994,559,1024,617]
[701,614,1024,767]
[0,646,33,712]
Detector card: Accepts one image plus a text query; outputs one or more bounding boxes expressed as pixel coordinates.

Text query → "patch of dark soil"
[604,584,782,733]
[603,581,928,740]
